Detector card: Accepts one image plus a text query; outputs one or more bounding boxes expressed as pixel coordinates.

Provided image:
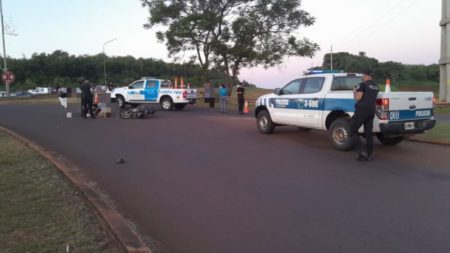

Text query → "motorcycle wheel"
[119,109,133,119]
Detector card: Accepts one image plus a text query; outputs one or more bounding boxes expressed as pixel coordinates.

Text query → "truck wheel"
[376,134,404,145]
[174,104,186,111]
[257,110,275,134]
[160,97,173,111]
[329,118,353,151]
[117,96,126,109]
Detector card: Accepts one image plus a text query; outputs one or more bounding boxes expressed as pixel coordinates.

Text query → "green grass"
[0,131,122,253]
[387,80,439,95]
[435,106,450,114]
[414,121,450,143]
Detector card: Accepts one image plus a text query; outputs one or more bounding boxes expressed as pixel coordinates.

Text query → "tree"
[323,52,378,73]
[377,61,403,82]
[141,0,319,92]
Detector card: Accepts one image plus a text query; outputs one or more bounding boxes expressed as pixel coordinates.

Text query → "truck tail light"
[376,98,389,120]
[432,96,436,108]
[182,90,187,99]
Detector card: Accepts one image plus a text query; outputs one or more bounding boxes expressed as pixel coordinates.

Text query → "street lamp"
[0,0,8,95]
[103,38,117,85]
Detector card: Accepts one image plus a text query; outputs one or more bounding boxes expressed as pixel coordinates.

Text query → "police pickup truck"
[111,78,197,111]
[255,71,436,150]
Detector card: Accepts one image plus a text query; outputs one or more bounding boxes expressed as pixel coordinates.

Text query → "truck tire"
[174,104,186,111]
[376,134,404,146]
[160,97,173,111]
[329,118,353,151]
[257,110,275,134]
[117,96,126,109]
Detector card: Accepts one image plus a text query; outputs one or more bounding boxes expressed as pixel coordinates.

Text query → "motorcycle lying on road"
[119,104,157,119]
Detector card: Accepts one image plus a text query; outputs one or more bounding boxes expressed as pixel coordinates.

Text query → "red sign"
[2,71,15,84]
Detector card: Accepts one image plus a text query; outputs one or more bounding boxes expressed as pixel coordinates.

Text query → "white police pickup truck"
[111,78,197,111]
[255,71,436,150]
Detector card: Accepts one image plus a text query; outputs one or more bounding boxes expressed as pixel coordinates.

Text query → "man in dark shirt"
[236,84,245,114]
[80,80,95,119]
[351,69,379,161]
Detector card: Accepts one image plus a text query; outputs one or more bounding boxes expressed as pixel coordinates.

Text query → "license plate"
[404,122,415,130]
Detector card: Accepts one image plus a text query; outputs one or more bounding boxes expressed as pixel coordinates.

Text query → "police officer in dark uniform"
[351,69,379,161]
[80,80,95,119]
[236,84,245,114]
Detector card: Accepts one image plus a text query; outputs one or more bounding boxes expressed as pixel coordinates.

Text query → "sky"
[3,0,442,88]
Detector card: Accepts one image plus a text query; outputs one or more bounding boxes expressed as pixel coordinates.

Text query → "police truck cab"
[254,71,436,150]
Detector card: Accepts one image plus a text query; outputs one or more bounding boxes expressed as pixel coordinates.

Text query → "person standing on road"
[56,85,68,109]
[80,80,95,119]
[236,84,245,114]
[219,83,228,113]
[204,82,215,109]
[107,81,114,92]
[351,69,379,161]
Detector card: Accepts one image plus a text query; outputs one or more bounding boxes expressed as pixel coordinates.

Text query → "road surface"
[1,103,449,253]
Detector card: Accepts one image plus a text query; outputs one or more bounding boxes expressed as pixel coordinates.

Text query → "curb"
[0,127,152,253]
[406,137,450,146]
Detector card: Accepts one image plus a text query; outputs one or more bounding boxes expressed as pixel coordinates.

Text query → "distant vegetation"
[321,52,439,88]
[3,50,229,90]
[2,50,439,92]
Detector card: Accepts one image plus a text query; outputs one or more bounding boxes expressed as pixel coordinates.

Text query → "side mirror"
[274,88,282,95]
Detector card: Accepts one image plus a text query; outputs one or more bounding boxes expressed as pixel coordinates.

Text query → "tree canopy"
[141,0,320,92]
[2,50,438,92]
[4,50,226,91]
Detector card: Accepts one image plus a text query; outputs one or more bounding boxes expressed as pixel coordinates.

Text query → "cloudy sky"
[3,0,441,88]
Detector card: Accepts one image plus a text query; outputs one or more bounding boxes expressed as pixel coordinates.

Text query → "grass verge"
[0,131,122,253]
[411,121,450,143]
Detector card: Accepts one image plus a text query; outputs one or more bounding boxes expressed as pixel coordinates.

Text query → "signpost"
[2,70,14,83]
[2,70,15,95]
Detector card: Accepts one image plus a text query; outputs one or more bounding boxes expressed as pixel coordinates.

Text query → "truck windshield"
[331,77,362,91]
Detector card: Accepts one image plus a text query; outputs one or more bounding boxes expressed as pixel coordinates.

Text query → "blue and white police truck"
[254,71,436,150]
[111,78,197,111]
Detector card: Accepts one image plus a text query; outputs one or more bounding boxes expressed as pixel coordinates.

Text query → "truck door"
[295,77,325,127]
[143,80,159,101]
[270,79,303,125]
[127,80,145,102]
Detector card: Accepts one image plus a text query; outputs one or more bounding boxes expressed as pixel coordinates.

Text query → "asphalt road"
[1,103,450,253]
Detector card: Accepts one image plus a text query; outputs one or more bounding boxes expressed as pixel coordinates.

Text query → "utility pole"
[103,38,117,85]
[440,0,450,102]
[330,45,333,71]
[0,0,8,96]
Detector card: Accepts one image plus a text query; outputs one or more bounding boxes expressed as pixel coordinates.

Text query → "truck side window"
[160,80,171,88]
[302,77,324,94]
[130,81,144,89]
[281,79,302,94]
[146,80,157,88]
[331,77,361,91]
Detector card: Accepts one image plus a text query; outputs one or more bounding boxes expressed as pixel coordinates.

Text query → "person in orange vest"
[92,92,102,116]
[236,84,245,115]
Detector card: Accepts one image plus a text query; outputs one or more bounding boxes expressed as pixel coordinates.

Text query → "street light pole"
[103,38,117,85]
[0,0,9,95]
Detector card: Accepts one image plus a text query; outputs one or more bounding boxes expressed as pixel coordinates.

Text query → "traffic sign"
[2,71,15,84]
